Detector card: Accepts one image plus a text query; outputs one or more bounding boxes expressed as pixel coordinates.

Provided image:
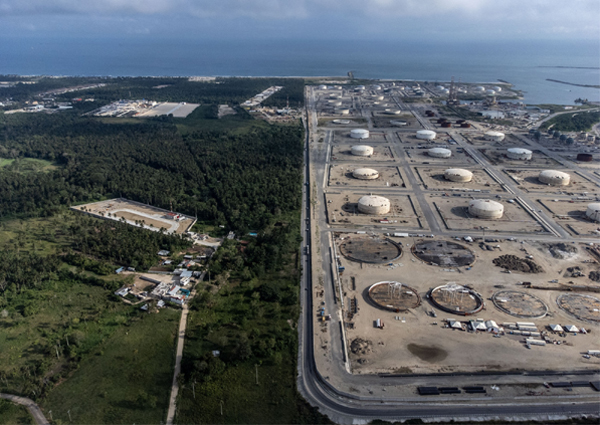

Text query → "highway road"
[296,86,600,423]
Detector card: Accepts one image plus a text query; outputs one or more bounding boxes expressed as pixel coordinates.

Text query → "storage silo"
[445,168,473,182]
[416,130,437,140]
[468,199,504,219]
[507,148,532,160]
[350,129,370,139]
[577,153,593,162]
[538,170,570,186]
[428,148,452,158]
[358,195,390,215]
[353,168,380,180]
[586,203,600,222]
[485,131,505,142]
[351,145,374,156]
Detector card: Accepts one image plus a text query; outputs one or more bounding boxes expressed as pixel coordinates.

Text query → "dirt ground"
[503,169,600,194]
[336,235,600,374]
[328,165,406,189]
[537,198,600,237]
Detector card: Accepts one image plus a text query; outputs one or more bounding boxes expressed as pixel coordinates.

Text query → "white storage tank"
[492,86,502,92]
[350,129,370,139]
[444,168,473,182]
[351,145,374,156]
[384,109,402,115]
[468,199,504,219]
[507,148,533,160]
[336,108,350,115]
[485,131,505,142]
[474,86,486,92]
[428,147,452,158]
[416,130,437,140]
[353,168,380,180]
[358,195,390,215]
[486,89,496,96]
[538,170,570,186]
[586,203,600,222]
[318,85,327,90]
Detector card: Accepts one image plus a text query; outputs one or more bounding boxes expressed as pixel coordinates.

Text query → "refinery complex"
[300,79,600,419]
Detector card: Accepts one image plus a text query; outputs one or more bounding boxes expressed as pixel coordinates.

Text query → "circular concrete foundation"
[412,240,475,267]
[556,293,600,324]
[492,290,548,319]
[368,281,421,312]
[339,237,402,264]
[429,284,484,316]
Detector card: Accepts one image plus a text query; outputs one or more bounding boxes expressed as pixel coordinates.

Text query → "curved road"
[0,393,49,425]
[297,87,600,423]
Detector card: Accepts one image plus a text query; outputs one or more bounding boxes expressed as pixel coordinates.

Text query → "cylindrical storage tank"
[318,85,327,90]
[586,203,600,222]
[353,168,380,180]
[456,119,465,124]
[437,118,448,124]
[538,170,570,186]
[351,145,374,156]
[350,129,370,139]
[416,130,437,140]
[486,89,496,96]
[577,153,593,162]
[444,168,473,182]
[460,123,471,128]
[355,85,366,91]
[335,108,350,115]
[372,85,382,91]
[468,199,504,219]
[485,131,506,142]
[507,148,533,160]
[384,109,401,115]
[357,195,390,215]
[428,148,452,158]
[492,86,502,92]
[474,86,486,92]
[441,122,452,128]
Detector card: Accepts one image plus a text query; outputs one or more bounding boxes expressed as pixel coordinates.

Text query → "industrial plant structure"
[444,168,473,182]
[351,145,374,156]
[538,170,571,186]
[468,199,504,219]
[357,195,391,215]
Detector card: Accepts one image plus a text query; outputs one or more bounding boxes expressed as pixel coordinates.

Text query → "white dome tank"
[468,199,504,219]
[428,148,452,158]
[353,168,380,180]
[384,109,402,115]
[318,85,327,90]
[445,168,473,182]
[474,86,486,92]
[358,195,390,215]
[492,86,502,92]
[351,145,374,156]
[538,170,570,186]
[416,130,437,140]
[507,148,532,160]
[336,108,350,115]
[486,89,496,96]
[350,129,370,139]
[484,131,505,142]
[586,203,600,222]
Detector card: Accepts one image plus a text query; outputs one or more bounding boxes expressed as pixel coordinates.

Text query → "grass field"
[0,157,59,173]
[42,308,179,424]
[0,399,34,425]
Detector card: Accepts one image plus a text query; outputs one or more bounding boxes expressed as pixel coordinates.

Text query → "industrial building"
[351,145,374,156]
[468,199,504,219]
[444,168,473,182]
[357,195,391,215]
[538,170,570,186]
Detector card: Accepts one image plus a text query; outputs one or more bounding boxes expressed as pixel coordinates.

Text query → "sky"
[1,0,599,41]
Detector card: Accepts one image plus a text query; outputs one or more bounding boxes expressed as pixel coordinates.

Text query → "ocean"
[1,37,598,105]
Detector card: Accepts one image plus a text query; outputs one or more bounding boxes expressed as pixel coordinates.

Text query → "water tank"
[538,170,570,186]
[358,195,390,215]
[353,168,380,180]
[468,199,504,219]
[485,131,505,142]
[586,203,600,222]
[445,168,473,182]
[577,153,593,162]
[428,148,452,158]
[350,129,370,139]
[351,145,374,156]
[384,109,402,115]
[507,148,532,160]
[416,130,437,140]
[441,122,452,128]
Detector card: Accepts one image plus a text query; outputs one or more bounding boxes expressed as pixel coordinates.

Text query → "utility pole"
[255,364,259,385]
[67,409,72,422]
[220,400,224,416]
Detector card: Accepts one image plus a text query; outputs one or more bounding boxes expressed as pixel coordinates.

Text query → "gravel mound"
[493,255,543,273]
[547,243,578,259]
[589,270,600,282]
[350,338,372,355]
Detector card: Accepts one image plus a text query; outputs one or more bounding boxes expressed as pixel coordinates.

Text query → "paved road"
[0,393,49,425]
[166,285,198,425]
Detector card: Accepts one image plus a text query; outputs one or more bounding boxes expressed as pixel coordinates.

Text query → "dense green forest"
[540,110,600,132]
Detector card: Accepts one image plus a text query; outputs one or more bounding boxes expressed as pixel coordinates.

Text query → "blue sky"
[1,0,598,41]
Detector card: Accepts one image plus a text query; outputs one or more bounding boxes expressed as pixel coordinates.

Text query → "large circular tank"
[468,199,504,219]
[353,168,379,180]
[486,89,496,96]
[484,131,505,142]
[474,86,486,92]
[318,85,327,90]
[577,153,593,162]
[507,148,532,160]
[586,203,600,222]
[445,168,473,182]
[357,195,390,215]
[492,86,502,92]
[416,130,437,140]
[384,109,402,115]
[351,145,374,156]
[350,129,370,139]
[428,148,452,158]
[538,170,570,186]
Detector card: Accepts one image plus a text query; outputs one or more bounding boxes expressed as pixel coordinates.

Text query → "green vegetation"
[0,157,58,173]
[42,309,179,424]
[0,399,34,425]
[540,110,600,132]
